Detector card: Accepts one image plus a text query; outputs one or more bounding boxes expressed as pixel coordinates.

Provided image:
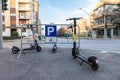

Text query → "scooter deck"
[76,55,91,65]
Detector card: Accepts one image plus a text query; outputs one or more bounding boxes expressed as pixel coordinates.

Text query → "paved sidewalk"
[3,39,21,48]
[0,47,120,80]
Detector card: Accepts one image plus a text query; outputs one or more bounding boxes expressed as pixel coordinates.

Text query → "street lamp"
[79,8,91,38]
[79,8,90,19]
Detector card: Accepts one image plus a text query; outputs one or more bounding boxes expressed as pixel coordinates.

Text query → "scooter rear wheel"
[12,47,19,54]
[88,56,99,71]
[91,63,99,71]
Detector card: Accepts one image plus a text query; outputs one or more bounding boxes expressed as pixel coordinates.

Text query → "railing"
[19,7,31,11]
[19,0,32,3]
[19,16,30,19]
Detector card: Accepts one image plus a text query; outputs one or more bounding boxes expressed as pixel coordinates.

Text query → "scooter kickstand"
[80,61,83,65]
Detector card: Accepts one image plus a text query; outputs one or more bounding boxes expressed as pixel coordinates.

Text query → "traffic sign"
[45,25,57,37]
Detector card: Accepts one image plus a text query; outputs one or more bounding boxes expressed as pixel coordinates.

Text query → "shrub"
[80,32,87,37]
[3,36,12,40]
[11,31,18,38]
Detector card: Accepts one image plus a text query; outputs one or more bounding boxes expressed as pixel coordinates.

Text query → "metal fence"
[22,24,81,45]
[17,23,81,59]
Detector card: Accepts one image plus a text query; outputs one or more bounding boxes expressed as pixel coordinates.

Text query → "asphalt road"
[0,47,120,80]
[3,38,120,54]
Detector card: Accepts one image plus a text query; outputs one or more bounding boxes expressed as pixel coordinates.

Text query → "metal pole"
[73,19,76,48]
[79,8,91,29]
[118,27,120,37]
[103,14,108,38]
[103,4,108,38]
[86,28,88,38]
[17,25,23,59]
[79,8,91,38]
[67,30,68,43]
[0,0,3,49]
[78,26,80,48]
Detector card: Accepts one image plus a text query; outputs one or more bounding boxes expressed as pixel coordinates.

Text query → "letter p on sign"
[45,25,57,37]
[48,27,54,36]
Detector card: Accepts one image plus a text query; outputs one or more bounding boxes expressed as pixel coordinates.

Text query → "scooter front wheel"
[36,46,42,52]
[72,48,77,58]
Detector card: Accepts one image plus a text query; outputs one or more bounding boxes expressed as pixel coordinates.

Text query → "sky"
[38,0,100,24]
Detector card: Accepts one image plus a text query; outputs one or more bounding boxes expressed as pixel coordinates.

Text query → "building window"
[19,20,26,25]
[2,24,5,31]
[2,16,5,22]
[10,0,16,7]
[10,16,16,26]
[95,6,103,16]
[105,5,116,13]
[19,12,26,18]
[11,21,16,26]
[10,8,16,14]
[11,16,16,20]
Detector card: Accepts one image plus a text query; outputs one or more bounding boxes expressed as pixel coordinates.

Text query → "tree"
[57,26,72,37]
[112,3,120,27]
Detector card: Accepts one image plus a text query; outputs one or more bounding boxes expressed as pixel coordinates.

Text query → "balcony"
[19,7,31,11]
[93,14,103,20]
[19,0,32,3]
[19,16,30,19]
[93,23,114,29]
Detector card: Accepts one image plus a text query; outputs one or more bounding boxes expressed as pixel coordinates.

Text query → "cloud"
[87,0,99,10]
[69,0,99,18]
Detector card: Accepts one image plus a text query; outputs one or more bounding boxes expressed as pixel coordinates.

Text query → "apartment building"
[91,0,120,38]
[2,0,39,37]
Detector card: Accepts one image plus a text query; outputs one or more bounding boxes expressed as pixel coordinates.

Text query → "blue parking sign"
[45,25,57,37]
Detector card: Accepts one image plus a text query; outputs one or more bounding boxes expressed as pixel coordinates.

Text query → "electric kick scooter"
[66,18,99,71]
